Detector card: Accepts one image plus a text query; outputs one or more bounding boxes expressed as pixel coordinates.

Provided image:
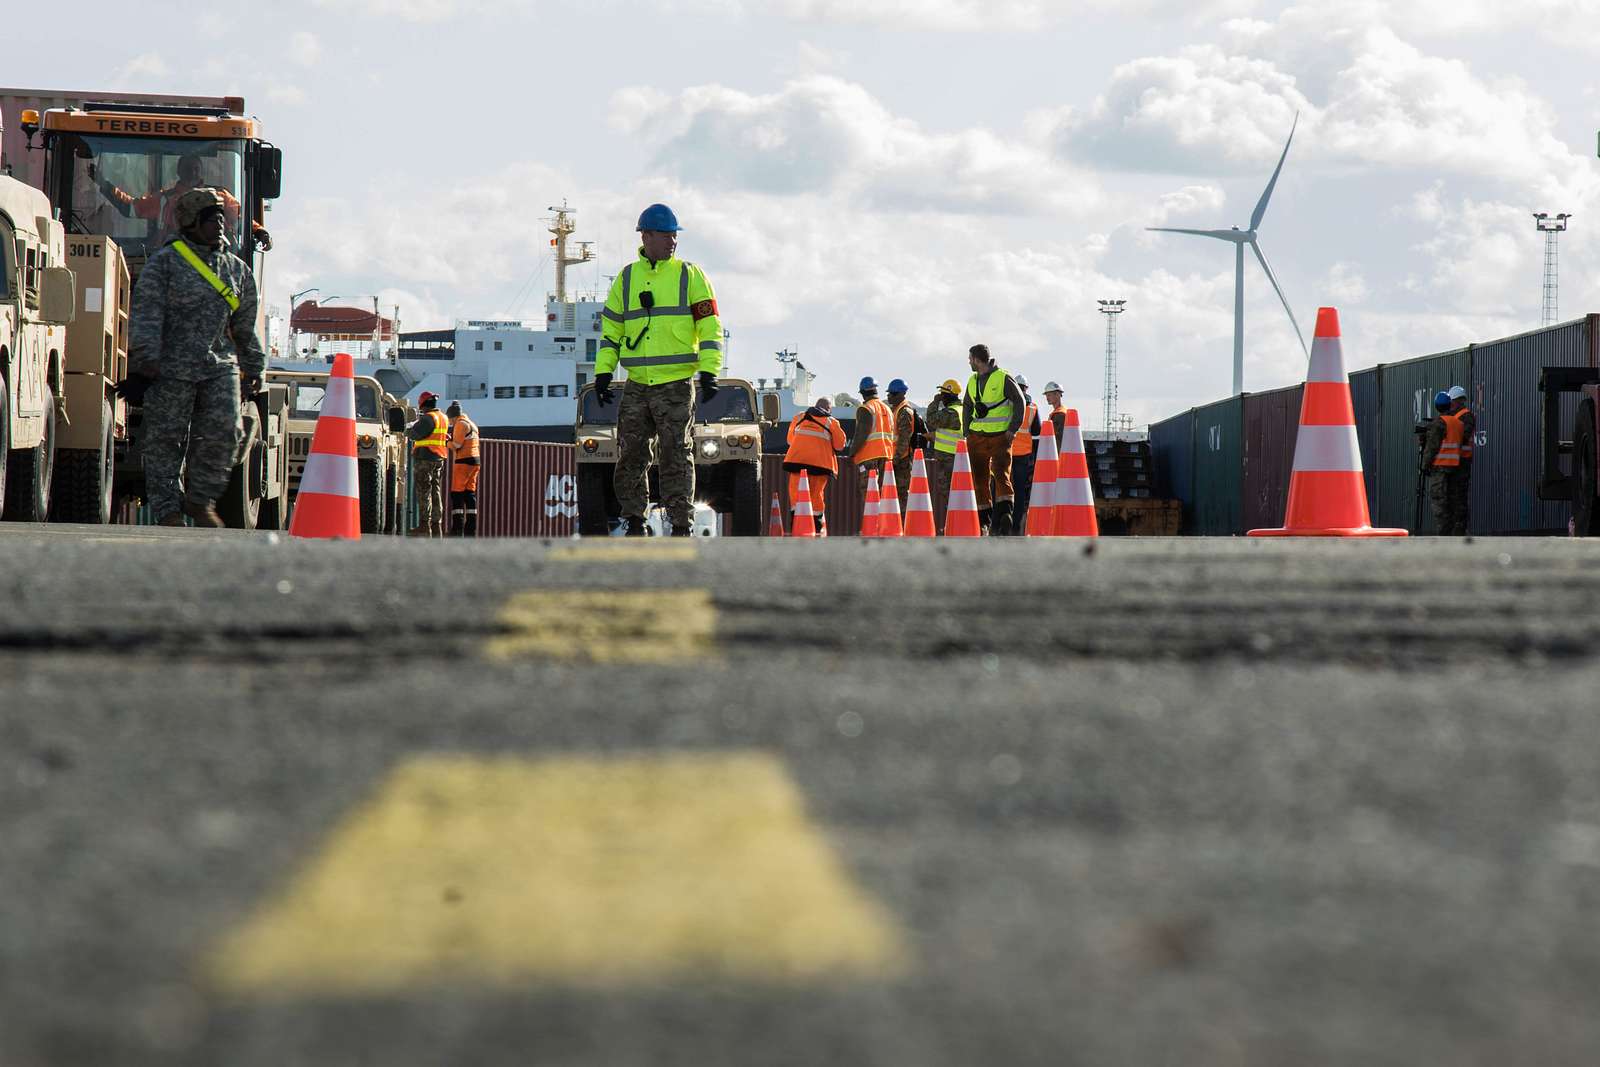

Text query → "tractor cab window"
[289,383,326,419]
[354,383,379,419]
[696,387,754,422]
[58,134,248,260]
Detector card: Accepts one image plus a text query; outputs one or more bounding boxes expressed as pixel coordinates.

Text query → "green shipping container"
[1191,395,1243,535]
[1375,348,1471,533]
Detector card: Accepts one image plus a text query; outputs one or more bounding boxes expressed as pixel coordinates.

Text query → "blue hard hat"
[887,378,908,394]
[859,376,878,392]
[1433,391,1451,411]
[636,203,681,233]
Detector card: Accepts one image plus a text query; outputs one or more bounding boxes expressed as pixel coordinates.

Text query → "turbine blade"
[1250,240,1308,356]
[1146,227,1244,240]
[1249,111,1299,233]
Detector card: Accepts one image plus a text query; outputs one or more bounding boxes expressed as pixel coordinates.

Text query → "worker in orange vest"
[1043,381,1068,441]
[783,396,847,534]
[1009,374,1042,532]
[446,401,481,537]
[1421,390,1469,535]
[407,392,449,537]
[850,377,896,518]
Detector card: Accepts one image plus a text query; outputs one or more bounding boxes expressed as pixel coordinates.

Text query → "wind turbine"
[1148,113,1307,396]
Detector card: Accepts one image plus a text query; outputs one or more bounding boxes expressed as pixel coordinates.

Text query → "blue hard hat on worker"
[887,378,908,395]
[636,204,682,233]
[1433,391,1451,412]
[859,376,878,393]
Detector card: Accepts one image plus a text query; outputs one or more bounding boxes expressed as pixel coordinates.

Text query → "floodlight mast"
[1533,212,1572,326]
[1098,300,1127,437]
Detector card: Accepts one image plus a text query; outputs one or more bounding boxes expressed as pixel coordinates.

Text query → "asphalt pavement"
[4,523,1600,1066]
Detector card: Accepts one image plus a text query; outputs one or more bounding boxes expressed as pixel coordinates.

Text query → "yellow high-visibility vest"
[596,253,723,386]
[966,369,1014,433]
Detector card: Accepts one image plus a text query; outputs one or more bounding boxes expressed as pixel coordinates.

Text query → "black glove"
[240,375,262,401]
[114,371,156,405]
[594,373,614,405]
[698,371,719,401]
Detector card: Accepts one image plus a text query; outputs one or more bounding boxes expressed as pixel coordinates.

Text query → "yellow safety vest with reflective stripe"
[173,239,240,311]
[413,410,449,456]
[595,252,723,386]
[932,399,963,455]
[966,368,1014,434]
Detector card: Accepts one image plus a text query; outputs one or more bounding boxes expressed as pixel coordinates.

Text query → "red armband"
[691,298,718,321]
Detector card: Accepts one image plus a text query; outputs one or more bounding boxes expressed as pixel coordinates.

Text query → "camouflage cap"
[174,187,226,229]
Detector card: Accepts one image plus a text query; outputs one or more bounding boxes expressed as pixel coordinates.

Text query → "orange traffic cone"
[877,465,904,537]
[769,493,785,537]
[945,440,982,537]
[1249,308,1407,537]
[904,449,936,538]
[791,472,818,538]
[289,352,361,540]
[1054,410,1099,537]
[862,469,882,538]
[1026,423,1060,536]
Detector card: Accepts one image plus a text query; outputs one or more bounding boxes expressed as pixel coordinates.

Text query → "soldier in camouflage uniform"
[1420,391,1469,535]
[124,187,265,527]
[924,381,963,532]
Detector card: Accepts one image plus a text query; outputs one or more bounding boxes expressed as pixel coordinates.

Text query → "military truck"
[268,369,411,534]
[574,377,778,536]
[0,170,76,521]
[9,91,288,527]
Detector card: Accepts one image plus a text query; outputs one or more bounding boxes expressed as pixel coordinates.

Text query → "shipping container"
[1349,366,1382,519]
[1191,396,1244,535]
[1241,384,1303,531]
[1148,410,1196,532]
[1375,348,1471,533]
[467,440,576,538]
[1465,316,1597,534]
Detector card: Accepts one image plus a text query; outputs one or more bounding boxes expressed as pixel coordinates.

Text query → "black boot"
[625,516,647,537]
[992,500,1014,536]
[977,507,992,536]
[670,524,693,537]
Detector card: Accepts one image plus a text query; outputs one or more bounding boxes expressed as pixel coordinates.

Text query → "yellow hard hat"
[940,379,961,395]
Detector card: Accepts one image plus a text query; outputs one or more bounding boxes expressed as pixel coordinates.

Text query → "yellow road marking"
[208,753,907,994]
[487,589,715,663]
[548,543,698,562]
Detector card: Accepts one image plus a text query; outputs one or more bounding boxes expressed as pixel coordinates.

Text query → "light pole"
[1098,300,1126,438]
[1533,213,1572,326]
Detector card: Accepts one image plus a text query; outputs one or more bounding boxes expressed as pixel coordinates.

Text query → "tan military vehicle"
[0,172,76,521]
[267,368,411,534]
[574,376,778,536]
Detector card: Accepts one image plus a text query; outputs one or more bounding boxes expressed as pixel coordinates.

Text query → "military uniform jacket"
[129,238,266,381]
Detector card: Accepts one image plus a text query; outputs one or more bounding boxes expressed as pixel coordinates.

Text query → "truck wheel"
[577,464,611,536]
[729,461,762,536]
[4,385,56,522]
[218,417,262,530]
[51,400,115,524]
[1576,401,1598,536]
[360,458,384,533]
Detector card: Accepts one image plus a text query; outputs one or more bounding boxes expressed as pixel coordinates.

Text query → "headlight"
[358,434,376,448]
[699,440,719,459]
[582,439,599,453]
[738,434,754,447]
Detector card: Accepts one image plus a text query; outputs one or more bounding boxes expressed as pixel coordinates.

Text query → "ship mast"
[548,200,595,305]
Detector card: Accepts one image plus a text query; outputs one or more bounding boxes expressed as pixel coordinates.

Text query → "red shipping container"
[456,440,576,538]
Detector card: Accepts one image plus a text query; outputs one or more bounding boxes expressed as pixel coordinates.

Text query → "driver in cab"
[91,152,271,250]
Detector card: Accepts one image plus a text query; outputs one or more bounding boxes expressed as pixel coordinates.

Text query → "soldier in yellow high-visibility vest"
[593,204,724,536]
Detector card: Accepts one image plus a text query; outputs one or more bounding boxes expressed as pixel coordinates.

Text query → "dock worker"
[962,344,1025,535]
[447,400,481,537]
[1447,385,1476,534]
[1010,373,1042,532]
[122,187,267,528]
[925,379,963,532]
[783,395,847,535]
[888,378,919,516]
[408,391,449,537]
[593,203,723,537]
[1420,390,1468,535]
[851,376,896,517]
[1043,381,1068,440]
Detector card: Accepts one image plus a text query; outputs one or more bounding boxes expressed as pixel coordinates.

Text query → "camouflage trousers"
[413,451,446,534]
[142,371,241,521]
[1428,467,1470,535]
[893,455,912,516]
[856,458,888,516]
[616,377,696,528]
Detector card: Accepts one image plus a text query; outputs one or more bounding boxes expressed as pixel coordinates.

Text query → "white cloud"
[267,85,309,106]
[115,52,169,81]
[289,31,322,67]
[1321,261,1368,305]
[1151,185,1227,224]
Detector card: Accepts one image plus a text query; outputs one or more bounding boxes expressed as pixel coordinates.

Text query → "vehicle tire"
[4,384,56,522]
[1575,401,1599,536]
[577,464,611,536]
[360,458,384,534]
[218,416,262,530]
[729,460,762,536]
[51,400,115,524]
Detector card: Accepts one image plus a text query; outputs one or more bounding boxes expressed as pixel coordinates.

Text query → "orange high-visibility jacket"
[1434,410,1467,469]
[853,398,895,464]
[451,414,481,492]
[785,412,847,474]
[414,410,450,458]
[1011,402,1039,457]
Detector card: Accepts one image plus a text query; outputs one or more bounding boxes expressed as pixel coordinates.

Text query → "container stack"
[1083,439,1154,500]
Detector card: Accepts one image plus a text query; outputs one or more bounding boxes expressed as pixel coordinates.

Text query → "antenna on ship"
[548,199,595,305]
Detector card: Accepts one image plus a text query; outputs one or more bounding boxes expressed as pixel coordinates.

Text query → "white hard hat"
[1448,385,1467,401]
[1014,373,1029,387]
[1043,381,1063,393]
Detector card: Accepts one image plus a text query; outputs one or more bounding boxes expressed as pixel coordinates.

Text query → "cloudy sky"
[18,0,1600,424]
